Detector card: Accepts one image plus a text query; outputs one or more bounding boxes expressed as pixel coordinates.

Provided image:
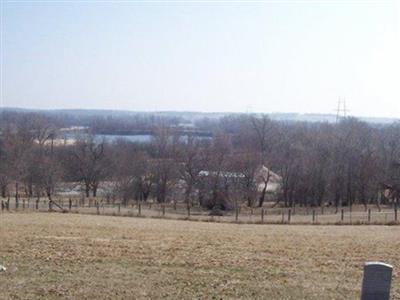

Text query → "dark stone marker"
[361,262,393,300]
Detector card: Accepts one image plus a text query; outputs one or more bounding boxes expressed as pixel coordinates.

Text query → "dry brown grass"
[0,212,399,299]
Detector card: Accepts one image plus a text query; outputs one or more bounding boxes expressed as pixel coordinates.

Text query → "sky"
[1,0,399,118]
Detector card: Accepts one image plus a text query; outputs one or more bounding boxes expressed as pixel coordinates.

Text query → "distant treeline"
[0,110,399,211]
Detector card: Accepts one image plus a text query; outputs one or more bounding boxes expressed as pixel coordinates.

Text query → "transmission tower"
[335,97,349,123]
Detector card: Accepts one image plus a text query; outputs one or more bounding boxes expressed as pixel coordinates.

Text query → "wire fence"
[1,196,399,225]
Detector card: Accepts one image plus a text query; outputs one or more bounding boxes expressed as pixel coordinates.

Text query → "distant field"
[0,213,399,299]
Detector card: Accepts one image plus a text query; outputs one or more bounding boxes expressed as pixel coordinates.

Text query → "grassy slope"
[0,212,399,299]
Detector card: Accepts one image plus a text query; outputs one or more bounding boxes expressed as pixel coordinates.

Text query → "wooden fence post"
[138,201,141,216]
[368,209,371,223]
[69,198,72,211]
[394,204,398,222]
[312,210,316,224]
[96,202,100,215]
[261,208,265,223]
[162,204,165,217]
[288,209,291,223]
[341,209,344,222]
[235,206,239,222]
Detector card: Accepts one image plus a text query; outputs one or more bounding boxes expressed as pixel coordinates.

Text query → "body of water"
[63,133,211,143]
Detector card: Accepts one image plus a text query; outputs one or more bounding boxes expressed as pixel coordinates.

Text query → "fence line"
[1,197,399,225]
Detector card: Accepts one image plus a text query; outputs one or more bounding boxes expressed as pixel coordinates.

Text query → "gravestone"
[361,261,393,300]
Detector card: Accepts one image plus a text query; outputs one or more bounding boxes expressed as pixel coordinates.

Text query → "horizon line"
[0,105,399,121]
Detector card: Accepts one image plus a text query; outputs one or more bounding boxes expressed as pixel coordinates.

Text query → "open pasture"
[0,212,399,299]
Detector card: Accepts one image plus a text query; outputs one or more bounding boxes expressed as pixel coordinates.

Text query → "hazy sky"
[1,0,399,117]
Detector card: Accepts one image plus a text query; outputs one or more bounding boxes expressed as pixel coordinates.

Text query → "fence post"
[118,203,121,215]
[162,204,165,217]
[1,200,4,212]
[288,209,291,223]
[69,198,72,211]
[187,205,191,217]
[261,208,265,223]
[341,209,344,222]
[312,210,316,224]
[235,206,239,222]
[138,201,141,216]
[368,208,371,223]
[281,211,284,224]
[394,204,398,222]
[96,202,100,215]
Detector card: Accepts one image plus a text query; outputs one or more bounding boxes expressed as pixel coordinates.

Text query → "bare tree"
[70,135,109,197]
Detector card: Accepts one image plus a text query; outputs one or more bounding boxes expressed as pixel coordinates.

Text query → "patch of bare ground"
[0,213,399,299]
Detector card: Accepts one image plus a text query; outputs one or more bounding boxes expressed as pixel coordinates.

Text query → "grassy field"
[0,212,399,299]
